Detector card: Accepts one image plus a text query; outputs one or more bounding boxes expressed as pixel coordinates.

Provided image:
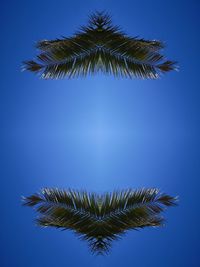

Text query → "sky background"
[1,0,200,266]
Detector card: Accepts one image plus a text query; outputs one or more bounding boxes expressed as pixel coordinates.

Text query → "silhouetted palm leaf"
[23,12,177,79]
[23,188,177,254]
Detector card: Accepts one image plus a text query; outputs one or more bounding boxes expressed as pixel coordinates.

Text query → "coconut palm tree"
[23,12,177,79]
[23,188,177,254]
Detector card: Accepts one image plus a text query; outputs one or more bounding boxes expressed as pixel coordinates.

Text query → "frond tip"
[23,11,177,79]
[23,188,177,255]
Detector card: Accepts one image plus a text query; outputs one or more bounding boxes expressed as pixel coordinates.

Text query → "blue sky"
[1,0,199,266]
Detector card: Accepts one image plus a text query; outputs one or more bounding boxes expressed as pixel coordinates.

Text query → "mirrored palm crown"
[23,12,177,79]
[23,188,177,255]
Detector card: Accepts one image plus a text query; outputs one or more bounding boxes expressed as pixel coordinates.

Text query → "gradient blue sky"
[1,0,200,266]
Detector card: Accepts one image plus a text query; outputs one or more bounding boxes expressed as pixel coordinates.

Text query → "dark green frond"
[23,11,177,79]
[23,188,177,255]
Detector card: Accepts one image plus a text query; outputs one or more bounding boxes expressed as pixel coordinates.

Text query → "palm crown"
[23,12,177,79]
[23,188,177,254]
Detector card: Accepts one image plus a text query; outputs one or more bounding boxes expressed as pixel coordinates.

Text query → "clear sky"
[1,0,199,266]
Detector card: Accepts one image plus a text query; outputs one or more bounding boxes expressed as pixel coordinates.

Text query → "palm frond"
[23,11,177,79]
[23,188,177,255]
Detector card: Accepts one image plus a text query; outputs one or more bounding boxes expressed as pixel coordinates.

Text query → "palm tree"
[23,12,177,79]
[23,188,177,254]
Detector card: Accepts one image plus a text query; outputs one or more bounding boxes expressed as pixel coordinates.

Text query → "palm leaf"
[23,188,177,255]
[23,11,177,79]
